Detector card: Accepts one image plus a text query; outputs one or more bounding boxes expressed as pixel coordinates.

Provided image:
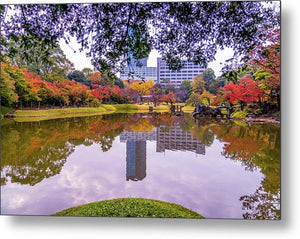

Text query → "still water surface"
[1,113,280,219]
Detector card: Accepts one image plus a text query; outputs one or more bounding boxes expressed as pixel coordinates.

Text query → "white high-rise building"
[120,66,157,82]
[157,58,205,88]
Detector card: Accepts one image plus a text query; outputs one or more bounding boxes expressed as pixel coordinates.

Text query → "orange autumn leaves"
[0,62,125,107]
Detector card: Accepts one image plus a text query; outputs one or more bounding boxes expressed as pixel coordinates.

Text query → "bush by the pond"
[52,198,204,218]
[232,110,248,119]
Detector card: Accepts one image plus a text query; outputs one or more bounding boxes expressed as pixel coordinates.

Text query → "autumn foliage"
[223,78,263,110]
[160,91,176,104]
[0,63,127,108]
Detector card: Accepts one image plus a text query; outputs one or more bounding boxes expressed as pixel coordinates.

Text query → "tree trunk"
[240,101,245,111]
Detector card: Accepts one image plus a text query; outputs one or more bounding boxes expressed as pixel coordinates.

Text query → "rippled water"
[1,113,280,219]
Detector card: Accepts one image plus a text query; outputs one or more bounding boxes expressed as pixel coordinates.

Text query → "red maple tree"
[223,78,263,110]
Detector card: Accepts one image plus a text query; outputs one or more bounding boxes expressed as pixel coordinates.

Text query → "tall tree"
[5,36,74,82]
[203,68,216,91]
[1,2,279,75]
[251,29,280,107]
[223,78,263,110]
[208,77,226,94]
[0,63,19,106]
[90,71,114,88]
[150,85,162,107]
[191,74,205,94]
[180,79,191,93]
[114,78,125,89]
[67,70,87,85]
[130,79,155,102]
[82,67,93,86]
[185,92,202,106]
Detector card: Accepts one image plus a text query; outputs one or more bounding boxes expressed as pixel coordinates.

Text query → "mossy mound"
[52,198,204,218]
[232,110,248,119]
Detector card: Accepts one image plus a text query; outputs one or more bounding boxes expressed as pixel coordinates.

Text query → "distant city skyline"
[59,38,233,77]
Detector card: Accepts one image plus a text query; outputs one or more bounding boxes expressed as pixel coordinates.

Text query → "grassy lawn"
[181,105,195,113]
[8,103,196,122]
[13,106,115,122]
[136,104,170,112]
[52,198,204,218]
[11,103,175,121]
[1,106,14,116]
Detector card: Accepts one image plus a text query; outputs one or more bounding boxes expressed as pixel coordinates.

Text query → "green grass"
[14,106,110,117]
[108,104,139,114]
[1,106,14,116]
[113,103,170,113]
[13,106,114,122]
[181,105,194,113]
[52,198,204,218]
[10,103,175,122]
[136,104,170,112]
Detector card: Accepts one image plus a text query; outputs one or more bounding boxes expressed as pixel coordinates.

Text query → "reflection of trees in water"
[240,186,280,220]
[214,123,280,219]
[1,114,129,185]
[2,141,74,186]
[177,115,280,219]
[1,113,280,219]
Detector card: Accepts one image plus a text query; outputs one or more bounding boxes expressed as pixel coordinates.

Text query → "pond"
[0,113,280,219]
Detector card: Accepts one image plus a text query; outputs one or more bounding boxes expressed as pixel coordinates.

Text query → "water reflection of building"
[120,130,157,142]
[126,141,146,181]
[120,130,156,181]
[156,124,205,155]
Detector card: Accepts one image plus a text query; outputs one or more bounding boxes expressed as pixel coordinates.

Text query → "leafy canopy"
[1,2,278,76]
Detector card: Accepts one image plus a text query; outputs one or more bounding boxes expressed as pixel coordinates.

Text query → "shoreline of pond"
[2,104,178,122]
[2,104,280,124]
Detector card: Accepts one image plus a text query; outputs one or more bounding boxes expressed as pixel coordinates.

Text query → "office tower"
[157,58,205,88]
[120,66,157,83]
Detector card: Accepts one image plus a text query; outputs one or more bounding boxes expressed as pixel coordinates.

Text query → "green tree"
[6,36,74,82]
[114,78,125,89]
[67,70,87,85]
[180,80,191,93]
[82,67,93,86]
[191,74,205,94]
[0,63,18,106]
[1,2,278,74]
[185,92,202,106]
[2,63,31,108]
[203,68,216,91]
[208,77,226,94]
